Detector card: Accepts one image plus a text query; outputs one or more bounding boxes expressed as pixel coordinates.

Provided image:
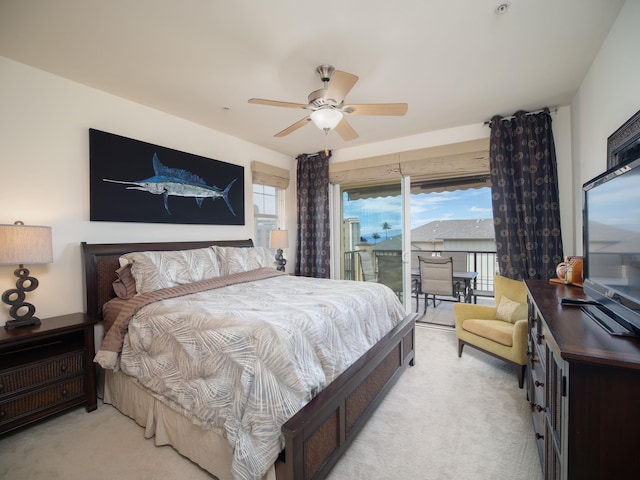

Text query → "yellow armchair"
[453,275,529,388]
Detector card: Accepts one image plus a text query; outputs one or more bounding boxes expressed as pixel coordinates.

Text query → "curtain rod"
[483,106,558,126]
[297,149,332,158]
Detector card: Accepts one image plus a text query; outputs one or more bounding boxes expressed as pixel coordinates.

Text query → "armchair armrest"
[512,319,529,355]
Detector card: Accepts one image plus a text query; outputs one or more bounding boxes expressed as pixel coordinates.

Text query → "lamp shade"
[310,108,343,131]
[0,223,53,265]
[270,229,289,249]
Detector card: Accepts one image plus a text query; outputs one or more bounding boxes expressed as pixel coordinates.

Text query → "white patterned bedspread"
[117,274,405,480]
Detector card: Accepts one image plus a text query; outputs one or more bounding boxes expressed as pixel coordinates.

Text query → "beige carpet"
[0,325,542,480]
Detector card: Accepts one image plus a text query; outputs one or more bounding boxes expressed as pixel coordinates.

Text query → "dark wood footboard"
[280,312,416,480]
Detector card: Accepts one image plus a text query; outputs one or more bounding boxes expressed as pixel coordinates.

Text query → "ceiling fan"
[248,65,408,141]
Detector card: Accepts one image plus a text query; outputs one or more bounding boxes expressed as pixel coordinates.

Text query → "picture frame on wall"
[607,109,640,169]
[89,129,244,225]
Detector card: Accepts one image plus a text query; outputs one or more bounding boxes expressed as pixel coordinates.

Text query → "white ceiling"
[0,0,625,157]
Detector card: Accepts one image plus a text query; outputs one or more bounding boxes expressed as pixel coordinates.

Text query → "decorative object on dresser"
[0,221,53,330]
[0,313,98,435]
[553,256,583,287]
[526,280,640,480]
[270,229,288,272]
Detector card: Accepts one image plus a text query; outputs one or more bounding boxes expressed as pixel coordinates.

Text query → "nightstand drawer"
[0,350,85,397]
[0,376,85,426]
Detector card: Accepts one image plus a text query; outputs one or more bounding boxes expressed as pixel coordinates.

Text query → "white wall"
[0,57,293,325]
[571,0,640,253]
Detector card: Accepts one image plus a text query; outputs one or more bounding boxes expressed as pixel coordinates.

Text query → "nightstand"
[0,313,98,435]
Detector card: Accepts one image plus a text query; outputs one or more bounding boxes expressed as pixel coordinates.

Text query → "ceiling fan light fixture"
[310,108,343,132]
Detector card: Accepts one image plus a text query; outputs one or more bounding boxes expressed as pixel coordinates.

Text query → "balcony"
[344,248,498,304]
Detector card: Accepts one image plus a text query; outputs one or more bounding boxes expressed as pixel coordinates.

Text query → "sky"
[343,187,493,242]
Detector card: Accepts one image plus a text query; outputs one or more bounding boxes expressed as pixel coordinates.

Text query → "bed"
[82,239,416,480]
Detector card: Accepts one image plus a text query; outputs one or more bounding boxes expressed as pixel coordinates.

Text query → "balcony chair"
[453,275,529,388]
[416,256,461,314]
[440,251,468,272]
[356,250,377,282]
[376,254,403,299]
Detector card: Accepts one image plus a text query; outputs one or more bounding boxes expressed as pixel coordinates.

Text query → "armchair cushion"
[462,319,514,347]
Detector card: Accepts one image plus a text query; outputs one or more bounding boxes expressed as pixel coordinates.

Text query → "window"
[251,160,289,248]
[253,184,279,247]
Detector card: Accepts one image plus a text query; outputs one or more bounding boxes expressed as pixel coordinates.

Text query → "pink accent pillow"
[112,263,137,299]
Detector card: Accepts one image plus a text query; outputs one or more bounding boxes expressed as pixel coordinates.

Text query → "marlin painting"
[103,153,237,216]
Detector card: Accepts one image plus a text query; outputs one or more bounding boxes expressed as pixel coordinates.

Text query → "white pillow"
[121,247,221,294]
[212,246,275,275]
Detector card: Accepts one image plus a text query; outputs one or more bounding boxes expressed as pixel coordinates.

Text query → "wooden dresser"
[526,280,640,480]
[0,313,98,435]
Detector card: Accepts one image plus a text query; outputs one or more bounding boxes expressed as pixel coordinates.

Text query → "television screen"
[583,157,640,336]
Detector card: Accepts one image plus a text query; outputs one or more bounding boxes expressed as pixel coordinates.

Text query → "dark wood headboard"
[81,239,254,319]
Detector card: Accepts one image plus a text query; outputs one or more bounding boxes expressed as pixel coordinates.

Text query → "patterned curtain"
[489,109,564,280]
[295,150,331,278]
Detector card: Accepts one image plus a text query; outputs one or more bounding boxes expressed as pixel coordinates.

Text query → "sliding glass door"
[335,175,495,314]
[338,179,411,310]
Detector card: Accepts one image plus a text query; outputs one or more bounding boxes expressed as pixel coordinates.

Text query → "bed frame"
[82,239,416,480]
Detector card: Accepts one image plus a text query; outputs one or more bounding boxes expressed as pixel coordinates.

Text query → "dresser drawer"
[0,376,85,426]
[0,349,85,398]
[530,341,545,391]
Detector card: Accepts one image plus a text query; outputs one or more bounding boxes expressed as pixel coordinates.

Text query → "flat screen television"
[582,156,640,337]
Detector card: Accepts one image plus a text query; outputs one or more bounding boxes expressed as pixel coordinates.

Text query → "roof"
[411,219,495,242]
[374,218,494,250]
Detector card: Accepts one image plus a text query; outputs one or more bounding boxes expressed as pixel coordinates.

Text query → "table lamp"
[0,221,53,330]
[270,229,288,272]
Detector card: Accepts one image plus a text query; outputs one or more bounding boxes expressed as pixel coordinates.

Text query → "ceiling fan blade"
[274,117,311,137]
[342,103,408,116]
[335,118,359,141]
[248,98,308,109]
[326,70,359,104]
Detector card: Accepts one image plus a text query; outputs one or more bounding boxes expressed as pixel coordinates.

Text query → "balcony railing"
[344,249,499,300]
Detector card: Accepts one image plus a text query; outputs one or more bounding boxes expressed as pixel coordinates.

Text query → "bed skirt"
[103,369,280,480]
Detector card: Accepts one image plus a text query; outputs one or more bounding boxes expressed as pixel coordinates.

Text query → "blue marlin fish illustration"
[103,153,237,216]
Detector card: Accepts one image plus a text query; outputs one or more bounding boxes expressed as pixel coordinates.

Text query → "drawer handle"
[60,365,68,373]
[536,433,544,440]
[530,402,547,413]
[535,380,545,388]
[61,388,68,397]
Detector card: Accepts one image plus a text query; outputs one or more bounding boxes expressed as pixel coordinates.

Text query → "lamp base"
[2,267,42,330]
[4,316,41,330]
[275,249,287,272]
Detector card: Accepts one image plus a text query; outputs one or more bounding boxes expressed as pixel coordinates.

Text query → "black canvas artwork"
[89,129,244,225]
